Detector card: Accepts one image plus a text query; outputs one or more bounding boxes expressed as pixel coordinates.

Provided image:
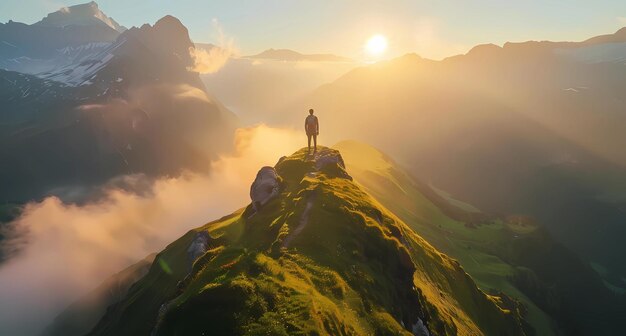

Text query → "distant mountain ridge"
[246,48,353,62]
[457,26,626,62]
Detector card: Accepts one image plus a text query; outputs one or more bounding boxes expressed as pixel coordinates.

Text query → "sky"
[2,0,626,60]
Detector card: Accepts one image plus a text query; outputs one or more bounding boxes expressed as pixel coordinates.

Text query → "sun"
[365,34,388,56]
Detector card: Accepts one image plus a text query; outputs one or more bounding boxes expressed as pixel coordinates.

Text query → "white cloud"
[189,18,239,74]
[0,125,302,336]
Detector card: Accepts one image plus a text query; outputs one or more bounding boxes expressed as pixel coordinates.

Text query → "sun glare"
[365,34,388,56]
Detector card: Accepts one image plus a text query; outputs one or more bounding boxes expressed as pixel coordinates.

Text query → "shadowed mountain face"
[295,28,626,281]
[86,147,528,336]
[0,14,237,203]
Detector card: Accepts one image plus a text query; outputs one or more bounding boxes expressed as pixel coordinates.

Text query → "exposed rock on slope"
[249,166,281,212]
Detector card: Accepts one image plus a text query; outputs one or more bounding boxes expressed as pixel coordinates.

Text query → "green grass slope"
[89,147,527,336]
[334,140,625,336]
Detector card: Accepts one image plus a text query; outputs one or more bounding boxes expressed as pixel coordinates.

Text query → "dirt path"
[282,193,316,248]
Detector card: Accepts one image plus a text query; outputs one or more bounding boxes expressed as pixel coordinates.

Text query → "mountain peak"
[119,15,194,66]
[154,15,184,30]
[36,1,126,33]
[151,15,190,40]
[89,146,527,336]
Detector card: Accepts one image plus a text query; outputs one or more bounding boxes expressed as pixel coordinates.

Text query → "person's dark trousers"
[307,134,317,150]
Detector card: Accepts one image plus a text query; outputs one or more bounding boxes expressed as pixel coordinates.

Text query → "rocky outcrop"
[412,318,430,336]
[186,231,212,272]
[250,166,281,212]
[313,149,352,180]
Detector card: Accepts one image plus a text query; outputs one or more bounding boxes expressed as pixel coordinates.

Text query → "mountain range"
[287,27,626,289]
[0,2,124,74]
[0,5,237,202]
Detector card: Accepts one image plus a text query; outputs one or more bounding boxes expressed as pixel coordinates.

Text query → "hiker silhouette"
[305,108,319,152]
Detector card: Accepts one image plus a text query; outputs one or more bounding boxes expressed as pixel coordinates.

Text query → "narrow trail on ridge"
[282,192,316,248]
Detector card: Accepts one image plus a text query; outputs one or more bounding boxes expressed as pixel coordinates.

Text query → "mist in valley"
[0,125,302,335]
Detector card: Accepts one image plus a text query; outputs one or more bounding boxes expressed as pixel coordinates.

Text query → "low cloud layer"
[190,19,237,74]
[0,125,302,336]
[190,45,234,74]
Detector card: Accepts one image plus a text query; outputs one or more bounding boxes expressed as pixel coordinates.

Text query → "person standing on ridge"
[305,108,319,152]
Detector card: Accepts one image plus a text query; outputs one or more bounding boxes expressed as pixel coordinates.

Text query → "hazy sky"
[2,0,626,59]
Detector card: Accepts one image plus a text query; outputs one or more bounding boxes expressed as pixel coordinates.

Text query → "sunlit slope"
[334,140,625,336]
[89,147,527,336]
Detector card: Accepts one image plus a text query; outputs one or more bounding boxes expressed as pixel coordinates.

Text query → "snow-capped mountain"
[42,15,204,87]
[0,2,123,74]
[36,1,126,33]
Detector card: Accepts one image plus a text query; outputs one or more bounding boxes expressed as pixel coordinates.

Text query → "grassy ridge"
[90,147,527,336]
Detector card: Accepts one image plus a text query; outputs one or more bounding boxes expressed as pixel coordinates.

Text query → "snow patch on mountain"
[41,40,121,86]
